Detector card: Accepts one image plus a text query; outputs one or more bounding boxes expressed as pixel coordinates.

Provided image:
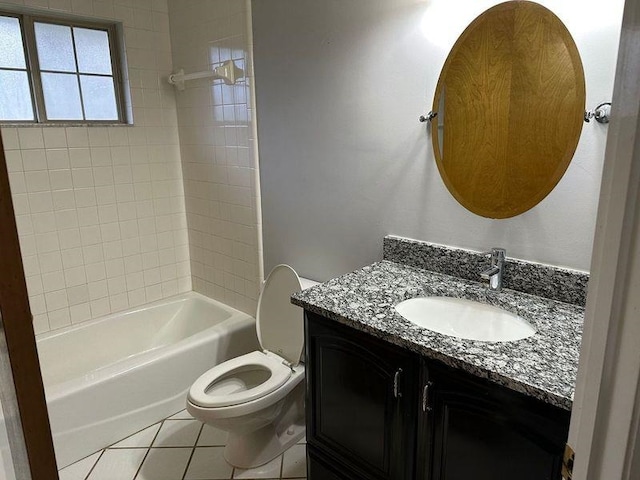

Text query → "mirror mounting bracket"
[419,111,438,123]
[584,102,612,124]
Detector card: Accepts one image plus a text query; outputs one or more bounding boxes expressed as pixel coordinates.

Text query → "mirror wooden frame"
[431,1,586,219]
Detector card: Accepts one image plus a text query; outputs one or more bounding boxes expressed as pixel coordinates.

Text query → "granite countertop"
[291,260,584,410]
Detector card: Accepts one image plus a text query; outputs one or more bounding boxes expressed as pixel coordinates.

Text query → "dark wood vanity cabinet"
[305,312,571,480]
[304,312,419,480]
[421,362,570,480]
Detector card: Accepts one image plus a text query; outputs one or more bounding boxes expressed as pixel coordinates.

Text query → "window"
[0,12,125,124]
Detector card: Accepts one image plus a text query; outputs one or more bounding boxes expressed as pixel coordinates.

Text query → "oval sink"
[394,297,536,342]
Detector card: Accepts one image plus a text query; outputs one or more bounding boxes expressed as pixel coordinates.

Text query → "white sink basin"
[394,296,536,342]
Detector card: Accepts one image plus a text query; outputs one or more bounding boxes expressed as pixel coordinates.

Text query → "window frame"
[0,11,127,125]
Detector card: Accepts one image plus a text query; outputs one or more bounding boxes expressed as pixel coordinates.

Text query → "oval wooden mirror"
[431,1,585,219]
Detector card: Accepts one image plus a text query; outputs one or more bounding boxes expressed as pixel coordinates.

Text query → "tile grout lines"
[63,409,307,480]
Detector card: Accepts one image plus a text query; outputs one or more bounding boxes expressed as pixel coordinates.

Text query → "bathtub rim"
[37,292,256,400]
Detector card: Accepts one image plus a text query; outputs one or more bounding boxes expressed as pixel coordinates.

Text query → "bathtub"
[34,292,258,468]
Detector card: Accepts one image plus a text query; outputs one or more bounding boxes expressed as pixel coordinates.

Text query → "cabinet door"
[305,313,418,480]
[308,446,359,480]
[424,362,570,480]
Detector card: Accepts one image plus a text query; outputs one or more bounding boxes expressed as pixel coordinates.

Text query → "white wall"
[168,0,262,315]
[252,0,624,279]
[1,0,191,334]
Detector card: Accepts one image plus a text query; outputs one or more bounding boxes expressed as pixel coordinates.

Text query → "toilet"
[186,264,317,468]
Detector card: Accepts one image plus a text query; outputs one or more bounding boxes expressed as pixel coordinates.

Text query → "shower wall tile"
[168,0,262,316]
[1,0,191,334]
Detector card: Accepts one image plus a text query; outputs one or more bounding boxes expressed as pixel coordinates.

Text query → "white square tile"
[86,448,147,480]
[88,128,110,147]
[33,314,50,334]
[281,444,307,478]
[65,266,87,287]
[45,290,68,311]
[66,128,89,148]
[70,303,91,323]
[22,150,47,171]
[18,129,44,149]
[28,192,54,213]
[55,210,79,230]
[43,128,68,148]
[232,455,282,479]
[112,423,161,448]
[50,170,73,190]
[55,235,80,263]
[110,293,129,312]
[58,451,102,480]
[67,285,89,306]
[5,150,23,173]
[90,147,111,167]
[135,447,192,480]
[72,168,95,188]
[52,190,76,211]
[69,148,92,168]
[197,425,228,447]
[42,272,65,293]
[1,127,19,150]
[90,297,111,317]
[32,212,57,234]
[86,262,107,282]
[75,188,97,208]
[184,447,233,480]
[46,149,71,170]
[25,171,50,192]
[153,420,202,447]
[49,307,71,330]
[39,250,64,273]
[83,244,105,264]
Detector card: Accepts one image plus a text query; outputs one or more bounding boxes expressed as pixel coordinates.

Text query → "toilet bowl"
[186,264,317,468]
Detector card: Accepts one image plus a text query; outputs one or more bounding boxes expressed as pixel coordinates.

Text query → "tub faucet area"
[481,248,506,292]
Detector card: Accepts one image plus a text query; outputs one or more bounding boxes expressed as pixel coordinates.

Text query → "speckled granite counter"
[291,261,584,410]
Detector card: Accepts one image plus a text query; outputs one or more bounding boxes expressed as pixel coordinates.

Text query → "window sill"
[0,122,133,128]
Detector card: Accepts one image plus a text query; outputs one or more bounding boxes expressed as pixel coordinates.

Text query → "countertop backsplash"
[383,235,589,306]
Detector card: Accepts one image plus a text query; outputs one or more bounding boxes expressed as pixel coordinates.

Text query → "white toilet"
[186,264,317,468]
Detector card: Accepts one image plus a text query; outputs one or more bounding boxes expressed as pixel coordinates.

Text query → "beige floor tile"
[197,424,228,446]
[112,424,161,448]
[184,446,233,479]
[86,448,147,480]
[153,420,202,447]
[168,409,194,420]
[232,455,282,479]
[135,447,192,480]
[281,444,307,478]
[58,451,102,480]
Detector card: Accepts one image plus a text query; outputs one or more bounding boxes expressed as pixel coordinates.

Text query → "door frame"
[0,131,58,478]
[568,0,640,478]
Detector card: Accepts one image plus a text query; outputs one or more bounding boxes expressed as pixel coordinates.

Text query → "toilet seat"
[188,351,292,408]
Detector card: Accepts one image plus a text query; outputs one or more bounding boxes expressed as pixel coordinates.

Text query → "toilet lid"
[257,264,304,366]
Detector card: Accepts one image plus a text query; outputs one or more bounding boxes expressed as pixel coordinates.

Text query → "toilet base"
[224,422,305,469]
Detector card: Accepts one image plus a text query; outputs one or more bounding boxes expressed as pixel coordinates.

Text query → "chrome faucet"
[480,248,506,292]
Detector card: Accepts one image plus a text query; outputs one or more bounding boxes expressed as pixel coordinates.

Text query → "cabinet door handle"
[393,368,403,398]
[422,382,433,412]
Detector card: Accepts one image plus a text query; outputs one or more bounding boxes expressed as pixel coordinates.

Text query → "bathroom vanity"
[292,236,586,480]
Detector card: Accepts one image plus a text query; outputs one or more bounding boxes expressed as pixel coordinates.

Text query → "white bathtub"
[35,292,258,468]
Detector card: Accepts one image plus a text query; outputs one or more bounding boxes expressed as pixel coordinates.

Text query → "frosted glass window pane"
[0,16,26,69]
[42,72,83,120]
[80,75,117,120]
[0,70,34,120]
[34,22,75,72]
[74,28,112,75]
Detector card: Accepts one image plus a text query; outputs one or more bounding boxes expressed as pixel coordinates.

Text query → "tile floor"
[58,410,307,480]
